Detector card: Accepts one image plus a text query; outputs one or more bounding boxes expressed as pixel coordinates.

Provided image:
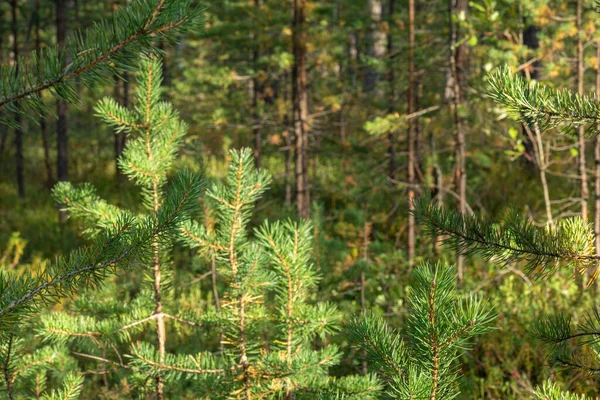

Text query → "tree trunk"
[34,0,54,188]
[159,40,169,88]
[252,0,262,169]
[112,0,125,178]
[449,0,468,283]
[360,221,371,375]
[151,183,166,400]
[594,38,600,284]
[122,71,129,151]
[11,0,25,199]
[577,0,589,223]
[407,0,416,266]
[56,0,68,221]
[520,18,539,167]
[282,68,292,207]
[0,127,7,173]
[292,0,310,219]
[364,0,385,93]
[386,0,396,182]
[431,132,443,256]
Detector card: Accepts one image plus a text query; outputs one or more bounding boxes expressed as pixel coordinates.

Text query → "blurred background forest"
[2,0,600,398]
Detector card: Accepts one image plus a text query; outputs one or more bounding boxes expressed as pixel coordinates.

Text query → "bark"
[0,127,7,172]
[407,0,416,266]
[292,0,310,218]
[386,0,396,182]
[360,221,371,375]
[520,18,539,167]
[112,0,125,177]
[152,182,166,400]
[415,79,424,182]
[252,0,262,169]
[449,0,468,283]
[11,0,25,199]
[159,40,169,87]
[348,31,358,90]
[432,165,443,255]
[577,0,589,223]
[56,0,68,221]
[364,0,385,92]
[594,38,600,282]
[523,124,553,226]
[35,0,54,188]
[122,71,129,150]
[282,69,292,207]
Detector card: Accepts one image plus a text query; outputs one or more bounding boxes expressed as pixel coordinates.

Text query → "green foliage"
[533,381,588,400]
[348,262,496,399]
[413,198,597,280]
[28,58,376,398]
[40,374,84,400]
[37,59,205,398]
[169,148,379,398]
[0,0,204,128]
[0,172,200,336]
[414,198,600,396]
[364,113,407,136]
[487,66,600,131]
[531,309,600,375]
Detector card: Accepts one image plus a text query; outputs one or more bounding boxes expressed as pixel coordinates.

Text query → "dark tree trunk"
[292,0,310,219]
[364,0,384,93]
[35,0,54,188]
[576,0,588,224]
[595,37,600,287]
[122,71,129,152]
[11,0,25,199]
[252,0,262,169]
[0,127,7,173]
[159,40,169,87]
[431,130,444,256]
[111,0,125,178]
[520,21,539,166]
[56,0,68,221]
[407,0,416,265]
[449,0,468,283]
[386,0,396,183]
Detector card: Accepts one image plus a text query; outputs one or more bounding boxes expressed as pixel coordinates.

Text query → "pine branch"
[347,312,406,381]
[2,334,15,400]
[531,310,600,376]
[0,0,204,128]
[487,66,600,132]
[413,198,597,280]
[349,263,495,399]
[40,373,83,400]
[52,182,130,238]
[533,381,588,400]
[0,171,203,334]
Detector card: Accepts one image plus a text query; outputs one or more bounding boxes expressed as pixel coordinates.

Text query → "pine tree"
[41,59,205,399]
[164,148,381,398]
[348,262,495,399]
[35,59,379,399]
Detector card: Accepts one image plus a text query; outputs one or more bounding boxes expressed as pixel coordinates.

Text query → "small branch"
[2,334,15,400]
[0,0,183,109]
[428,279,439,400]
[163,313,204,327]
[72,351,130,370]
[133,354,226,375]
